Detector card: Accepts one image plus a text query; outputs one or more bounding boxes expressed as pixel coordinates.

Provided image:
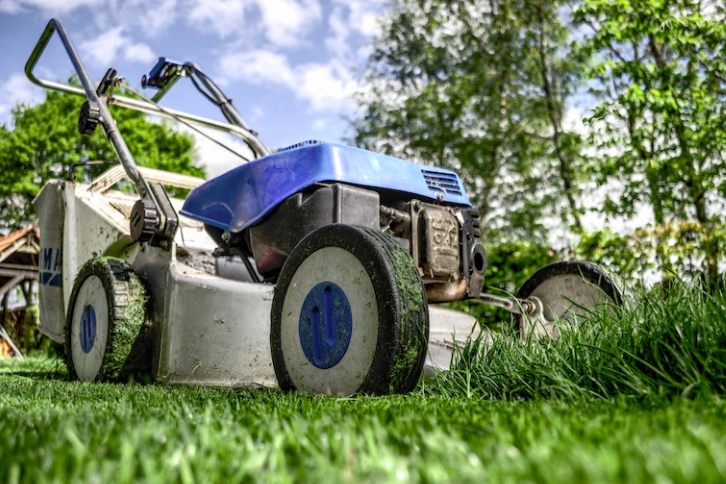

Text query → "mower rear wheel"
[271,224,429,396]
[515,261,623,340]
[66,257,150,382]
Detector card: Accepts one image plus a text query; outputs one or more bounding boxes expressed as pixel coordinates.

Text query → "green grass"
[439,280,726,401]
[2,280,726,483]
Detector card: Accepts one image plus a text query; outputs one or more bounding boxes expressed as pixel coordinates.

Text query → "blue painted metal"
[181,142,472,232]
[298,282,352,369]
[80,305,97,354]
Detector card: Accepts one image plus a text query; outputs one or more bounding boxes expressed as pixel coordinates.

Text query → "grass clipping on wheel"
[437,280,726,401]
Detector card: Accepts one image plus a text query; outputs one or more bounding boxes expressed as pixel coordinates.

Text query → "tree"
[0,84,204,229]
[575,0,726,284]
[351,0,587,242]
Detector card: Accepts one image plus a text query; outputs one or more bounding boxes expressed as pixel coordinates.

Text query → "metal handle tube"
[25,21,270,160]
[25,19,155,203]
[106,95,270,158]
[20,76,269,159]
[186,62,251,130]
[184,62,269,158]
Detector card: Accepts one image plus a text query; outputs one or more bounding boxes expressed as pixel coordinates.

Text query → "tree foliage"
[0,84,204,229]
[575,0,726,283]
[354,0,726,287]
[351,0,586,242]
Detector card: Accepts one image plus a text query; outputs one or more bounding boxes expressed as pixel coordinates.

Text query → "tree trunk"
[534,4,583,232]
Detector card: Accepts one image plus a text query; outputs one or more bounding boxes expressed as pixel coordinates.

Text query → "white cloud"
[324,1,386,59]
[79,27,128,65]
[356,9,381,38]
[220,50,295,86]
[325,6,349,58]
[0,0,23,13]
[0,0,101,14]
[330,0,385,37]
[563,106,586,134]
[220,50,357,112]
[250,106,265,121]
[88,0,180,36]
[185,125,255,178]
[79,26,156,67]
[311,118,327,131]
[121,0,179,35]
[0,0,387,145]
[296,61,356,111]
[254,0,322,47]
[123,42,156,64]
[182,0,321,47]
[184,0,249,39]
[0,73,44,122]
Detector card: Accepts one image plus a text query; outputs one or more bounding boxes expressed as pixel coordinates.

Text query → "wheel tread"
[271,223,429,395]
[66,257,150,382]
[361,227,429,393]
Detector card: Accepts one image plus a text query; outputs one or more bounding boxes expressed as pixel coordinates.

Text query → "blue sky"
[0,0,385,177]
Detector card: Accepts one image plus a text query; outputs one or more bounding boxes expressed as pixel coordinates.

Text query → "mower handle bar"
[25,18,157,202]
[24,18,270,161]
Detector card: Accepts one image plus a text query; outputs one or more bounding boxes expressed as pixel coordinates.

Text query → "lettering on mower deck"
[40,246,62,287]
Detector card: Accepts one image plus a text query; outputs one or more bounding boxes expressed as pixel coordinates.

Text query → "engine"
[233,182,486,303]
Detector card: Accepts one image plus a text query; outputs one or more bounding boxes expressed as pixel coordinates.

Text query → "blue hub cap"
[299,282,353,369]
[80,305,97,354]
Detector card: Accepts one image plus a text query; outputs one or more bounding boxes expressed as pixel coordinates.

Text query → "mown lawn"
[2,280,726,483]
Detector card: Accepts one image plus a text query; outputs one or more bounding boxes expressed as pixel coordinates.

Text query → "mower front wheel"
[271,224,429,396]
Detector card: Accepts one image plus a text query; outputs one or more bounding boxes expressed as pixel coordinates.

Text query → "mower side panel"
[34,180,138,342]
[150,260,481,385]
[154,261,276,386]
[34,181,66,342]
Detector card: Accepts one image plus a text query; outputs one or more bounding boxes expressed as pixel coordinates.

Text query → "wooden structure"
[0,227,39,359]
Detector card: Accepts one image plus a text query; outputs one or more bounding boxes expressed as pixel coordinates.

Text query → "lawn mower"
[25,18,624,395]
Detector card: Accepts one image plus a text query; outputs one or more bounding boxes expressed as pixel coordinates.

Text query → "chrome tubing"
[25,19,270,160]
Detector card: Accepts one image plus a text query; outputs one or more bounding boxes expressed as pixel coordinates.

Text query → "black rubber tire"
[66,257,151,382]
[271,224,429,396]
[515,261,623,336]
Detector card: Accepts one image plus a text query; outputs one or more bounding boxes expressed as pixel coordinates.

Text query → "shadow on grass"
[0,355,67,380]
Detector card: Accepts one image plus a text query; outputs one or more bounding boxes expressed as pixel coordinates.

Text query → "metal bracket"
[475,293,536,316]
[476,294,561,340]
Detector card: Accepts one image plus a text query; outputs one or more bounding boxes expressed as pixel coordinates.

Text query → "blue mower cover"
[181,142,472,232]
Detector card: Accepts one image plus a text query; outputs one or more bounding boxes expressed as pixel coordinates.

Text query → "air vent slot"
[421,169,463,196]
[279,140,321,152]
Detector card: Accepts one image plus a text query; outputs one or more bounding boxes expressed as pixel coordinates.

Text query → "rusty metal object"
[409,201,461,280]
[426,279,467,302]
[422,207,460,277]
